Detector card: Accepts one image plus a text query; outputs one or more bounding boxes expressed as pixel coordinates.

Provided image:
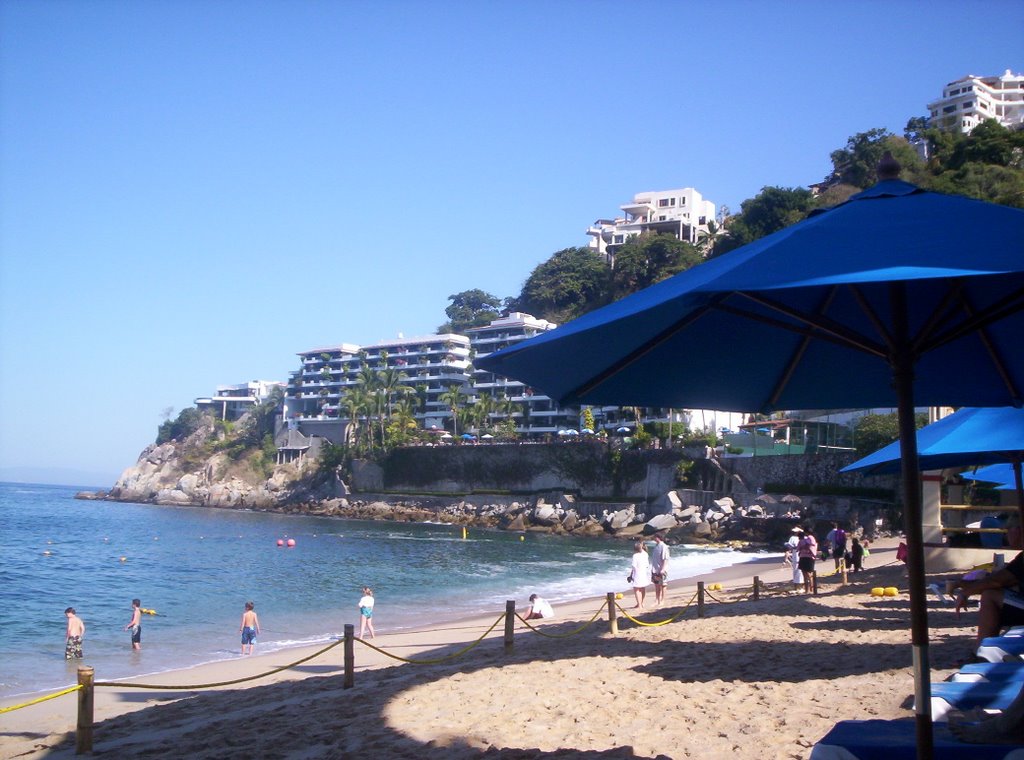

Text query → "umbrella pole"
[892,291,934,760]
[1014,457,1024,548]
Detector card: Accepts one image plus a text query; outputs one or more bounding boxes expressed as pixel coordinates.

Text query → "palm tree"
[696,220,720,257]
[341,385,373,456]
[472,392,495,434]
[438,384,466,436]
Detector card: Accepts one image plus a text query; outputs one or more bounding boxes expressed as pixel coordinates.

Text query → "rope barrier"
[354,613,505,664]
[96,638,345,691]
[0,684,82,714]
[514,600,608,638]
[610,594,700,626]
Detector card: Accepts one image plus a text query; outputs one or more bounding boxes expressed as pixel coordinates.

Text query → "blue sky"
[1,0,1021,487]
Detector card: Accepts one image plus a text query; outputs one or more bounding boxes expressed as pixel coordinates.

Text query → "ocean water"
[0,482,759,700]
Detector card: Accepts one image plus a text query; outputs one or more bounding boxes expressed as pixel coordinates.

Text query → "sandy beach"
[1,537,986,759]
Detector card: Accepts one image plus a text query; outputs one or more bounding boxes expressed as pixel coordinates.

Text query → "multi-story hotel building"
[586,187,717,263]
[194,380,285,421]
[467,312,581,435]
[927,70,1024,133]
[283,334,471,442]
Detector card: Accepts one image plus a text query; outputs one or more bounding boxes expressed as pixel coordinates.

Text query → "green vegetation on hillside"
[446,119,1024,326]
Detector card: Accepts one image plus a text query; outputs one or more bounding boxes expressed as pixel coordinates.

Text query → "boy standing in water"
[64,607,85,660]
[124,598,142,650]
[358,587,376,639]
[239,601,261,655]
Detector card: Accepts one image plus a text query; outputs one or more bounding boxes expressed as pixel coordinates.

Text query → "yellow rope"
[0,684,82,714]
[355,613,505,664]
[515,600,608,638]
[614,591,698,627]
[96,638,345,690]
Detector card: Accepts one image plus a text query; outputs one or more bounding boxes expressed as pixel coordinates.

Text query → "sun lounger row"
[812,643,1024,759]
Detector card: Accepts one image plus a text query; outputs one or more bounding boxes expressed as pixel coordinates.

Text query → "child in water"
[64,607,85,660]
[239,601,261,655]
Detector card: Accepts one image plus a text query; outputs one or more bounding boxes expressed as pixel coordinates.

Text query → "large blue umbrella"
[963,463,1015,486]
[842,406,1024,531]
[479,166,1024,758]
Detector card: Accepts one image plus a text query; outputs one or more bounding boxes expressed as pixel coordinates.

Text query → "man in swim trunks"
[64,607,85,660]
[954,551,1024,645]
[124,598,142,650]
[239,600,261,655]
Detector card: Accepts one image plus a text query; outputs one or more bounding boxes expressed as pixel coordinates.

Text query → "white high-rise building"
[587,187,716,262]
[927,70,1024,133]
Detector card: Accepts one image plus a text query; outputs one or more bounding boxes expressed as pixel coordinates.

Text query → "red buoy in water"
[286,538,296,547]
[276,539,284,547]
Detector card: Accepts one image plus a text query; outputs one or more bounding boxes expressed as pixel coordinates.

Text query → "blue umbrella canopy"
[842,407,1024,475]
[478,179,1024,412]
[478,168,1024,759]
[962,463,1015,485]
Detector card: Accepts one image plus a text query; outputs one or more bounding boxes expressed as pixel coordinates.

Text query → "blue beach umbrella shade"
[842,406,1024,525]
[962,463,1015,487]
[478,166,1024,759]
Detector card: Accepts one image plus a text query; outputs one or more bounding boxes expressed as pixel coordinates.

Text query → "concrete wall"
[348,445,900,529]
[354,443,686,500]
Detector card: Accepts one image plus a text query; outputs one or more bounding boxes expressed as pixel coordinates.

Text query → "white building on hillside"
[927,70,1024,133]
[195,380,285,421]
[284,334,471,442]
[587,187,716,262]
[468,312,581,435]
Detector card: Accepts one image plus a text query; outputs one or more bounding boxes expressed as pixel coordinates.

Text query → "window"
[679,197,686,205]
[613,235,624,244]
[963,101,974,109]
[943,105,956,114]
[699,216,707,225]
[658,215,666,221]
[658,198,675,207]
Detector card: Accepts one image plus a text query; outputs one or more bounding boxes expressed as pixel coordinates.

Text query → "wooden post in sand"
[75,665,94,755]
[343,624,354,689]
[607,592,618,635]
[697,581,705,618]
[504,600,516,652]
[812,571,819,594]
[841,559,848,585]
[753,576,760,601]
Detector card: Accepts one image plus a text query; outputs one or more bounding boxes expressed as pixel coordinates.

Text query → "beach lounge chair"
[979,636,1024,663]
[810,719,1024,759]
[925,681,1024,721]
[954,663,1024,683]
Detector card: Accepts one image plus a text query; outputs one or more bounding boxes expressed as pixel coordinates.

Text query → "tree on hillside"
[610,233,701,300]
[514,246,610,323]
[437,289,504,334]
[156,407,206,444]
[713,186,817,256]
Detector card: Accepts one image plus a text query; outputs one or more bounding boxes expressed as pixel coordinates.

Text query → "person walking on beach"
[785,527,803,586]
[124,598,142,650]
[239,601,260,655]
[64,607,85,660]
[628,541,653,609]
[797,531,818,594]
[358,587,376,639]
[828,522,848,570]
[651,532,670,606]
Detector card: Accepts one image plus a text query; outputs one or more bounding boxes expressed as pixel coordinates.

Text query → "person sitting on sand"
[629,541,653,609]
[953,551,1024,645]
[524,594,554,620]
